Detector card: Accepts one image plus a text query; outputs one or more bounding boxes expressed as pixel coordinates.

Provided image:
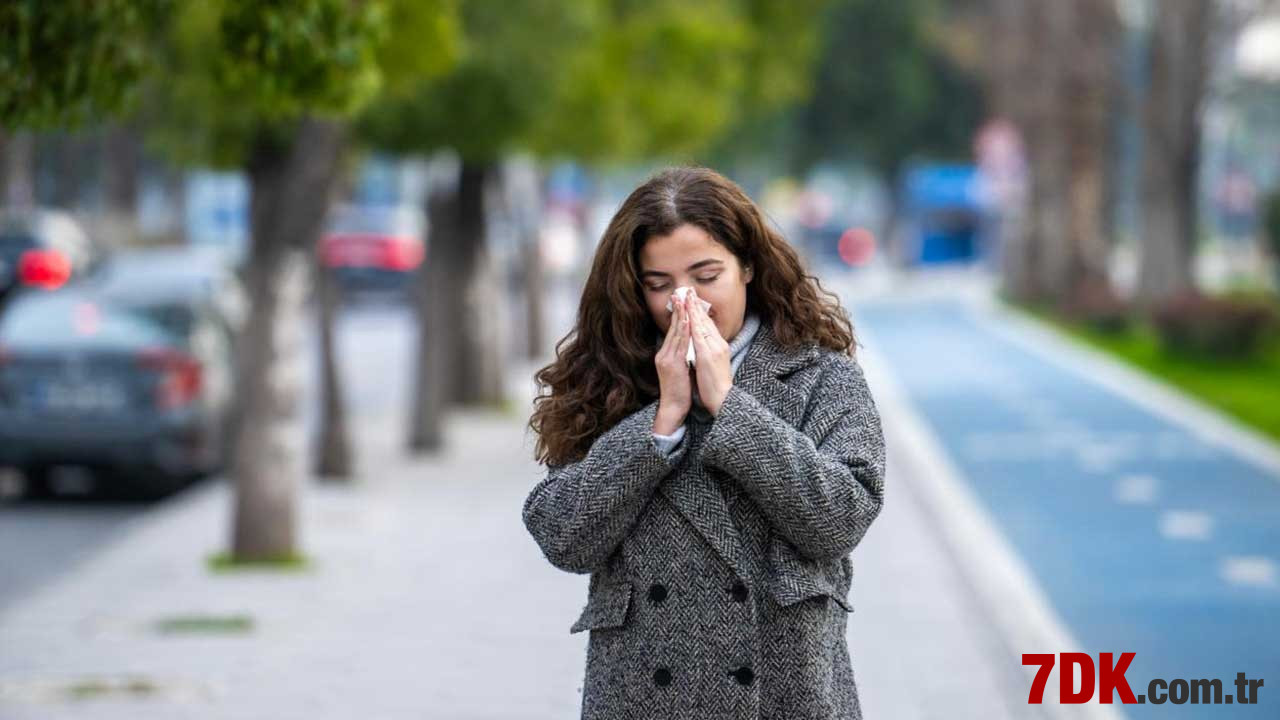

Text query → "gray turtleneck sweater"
[652,311,762,456]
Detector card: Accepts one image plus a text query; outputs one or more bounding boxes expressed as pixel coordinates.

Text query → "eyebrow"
[639,259,725,279]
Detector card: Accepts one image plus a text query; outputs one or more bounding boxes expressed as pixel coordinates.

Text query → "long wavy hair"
[529,166,858,467]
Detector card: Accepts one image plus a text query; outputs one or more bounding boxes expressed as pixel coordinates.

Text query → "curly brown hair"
[528,166,858,467]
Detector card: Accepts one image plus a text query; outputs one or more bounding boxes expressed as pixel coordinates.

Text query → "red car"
[0,208,99,303]
[319,203,425,297]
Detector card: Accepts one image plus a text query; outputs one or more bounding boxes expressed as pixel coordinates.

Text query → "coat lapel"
[657,320,822,581]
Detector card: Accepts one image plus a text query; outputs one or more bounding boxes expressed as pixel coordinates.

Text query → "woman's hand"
[653,293,693,434]
[686,288,733,416]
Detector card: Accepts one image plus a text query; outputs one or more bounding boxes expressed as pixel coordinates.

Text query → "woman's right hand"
[653,294,693,434]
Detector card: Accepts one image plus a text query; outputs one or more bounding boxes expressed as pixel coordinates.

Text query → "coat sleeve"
[699,355,886,562]
[522,399,688,574]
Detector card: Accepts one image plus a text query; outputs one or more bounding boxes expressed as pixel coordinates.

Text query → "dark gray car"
[0,277,237,500]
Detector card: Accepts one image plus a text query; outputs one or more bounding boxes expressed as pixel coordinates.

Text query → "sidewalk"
[0,294,1053,720]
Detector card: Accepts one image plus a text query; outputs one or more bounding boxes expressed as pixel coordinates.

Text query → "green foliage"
[214,0,386,119]
[789,0,983,177]
[359,0,593,163]
[538,0,751,161]
[0,0,170,130]
[376,0,461,98]
[144,0,457,168]
[359,0,827,166]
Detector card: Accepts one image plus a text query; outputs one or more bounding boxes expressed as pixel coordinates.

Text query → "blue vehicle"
[900,164,988,265]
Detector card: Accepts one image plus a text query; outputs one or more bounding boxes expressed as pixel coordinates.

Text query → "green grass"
[1003,299,1280,446]
[63,676,161,699]
[206,550,312,573]
[152,613,255,636]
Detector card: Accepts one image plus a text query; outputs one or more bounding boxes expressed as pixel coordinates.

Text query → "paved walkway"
[0,271,1148,719]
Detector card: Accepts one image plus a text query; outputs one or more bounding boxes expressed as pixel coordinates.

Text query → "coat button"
[648,583,668,603]
[730,581,748,602]
[729,666,754,686]
[654,667,673,687]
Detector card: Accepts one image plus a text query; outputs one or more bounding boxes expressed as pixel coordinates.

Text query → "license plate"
[33,379,128,413]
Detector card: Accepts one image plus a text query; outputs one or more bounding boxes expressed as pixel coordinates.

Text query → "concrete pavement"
[0,281,1080,719]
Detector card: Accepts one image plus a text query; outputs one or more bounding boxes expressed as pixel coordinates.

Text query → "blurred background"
[1,0,1278,718]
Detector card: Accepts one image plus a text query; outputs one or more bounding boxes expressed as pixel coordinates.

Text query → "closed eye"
[646,275,720,292]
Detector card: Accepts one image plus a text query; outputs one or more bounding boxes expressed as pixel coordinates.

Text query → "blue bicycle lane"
[852,298,1280,719]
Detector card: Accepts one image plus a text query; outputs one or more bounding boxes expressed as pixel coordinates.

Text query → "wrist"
[653,405,687,435]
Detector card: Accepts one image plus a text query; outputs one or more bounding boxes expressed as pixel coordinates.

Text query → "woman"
[522,166,886,719]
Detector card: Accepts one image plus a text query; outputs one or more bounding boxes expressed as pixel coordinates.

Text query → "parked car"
[88,245,249,350]
[0,279,237,500]
[319,203,425,298]
[0,208,100,304]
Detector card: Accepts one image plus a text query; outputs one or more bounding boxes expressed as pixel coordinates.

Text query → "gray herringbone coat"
[522,320,886,719]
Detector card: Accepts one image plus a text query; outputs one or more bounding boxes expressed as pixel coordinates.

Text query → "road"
[852,295,1280,719]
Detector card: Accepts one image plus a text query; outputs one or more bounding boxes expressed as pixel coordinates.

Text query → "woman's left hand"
[686,288,733,416]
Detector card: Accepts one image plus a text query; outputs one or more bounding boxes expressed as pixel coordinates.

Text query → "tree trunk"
[449,161,505,407]
[1136,0,1210,308]
[50,131,85,209]
[2,131,35,210]
[1054,0,1120,306]
[983,0,1119,307]
[502,159,547,361]
[231,118,345,561]
[981,0,1053,304]
[314,255,353,479]
[880,170,909,270]
[406,160,506,453]
[99,124,142,247]
[407,187,451,452]
[522,235,546,359]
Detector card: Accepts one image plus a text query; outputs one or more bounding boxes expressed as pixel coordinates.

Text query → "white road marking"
[1113,474,1158,504]
[1220,556,1278,587]
[1158,510,1213,541]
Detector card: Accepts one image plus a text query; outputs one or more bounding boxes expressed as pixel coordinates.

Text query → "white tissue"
[666,286,711,366]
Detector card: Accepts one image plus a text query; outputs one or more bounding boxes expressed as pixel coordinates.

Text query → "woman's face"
[638,223,753,342]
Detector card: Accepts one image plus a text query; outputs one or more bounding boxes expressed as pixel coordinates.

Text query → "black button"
[648,583,668,603]
[730,581,748,602]
[654,667,673,686]
[729,666,754,685]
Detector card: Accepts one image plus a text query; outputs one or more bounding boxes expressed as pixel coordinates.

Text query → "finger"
[688,292,712,330]
[689,309,708,355]
[665,301,686,345]
[667,294,691,339]
[688,293,721,343]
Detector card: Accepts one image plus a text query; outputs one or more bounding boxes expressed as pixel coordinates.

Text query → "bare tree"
[406,161,507,453]
[231,118,345,560]
[1136,0,1213,307]
[980,0,1121,307]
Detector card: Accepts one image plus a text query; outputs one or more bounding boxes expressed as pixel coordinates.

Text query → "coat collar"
[687,318,821,424]
[659,319,823,581]
[737,316,822,381]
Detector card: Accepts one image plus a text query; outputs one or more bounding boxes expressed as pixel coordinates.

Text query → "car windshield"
[119,301,196,339]
[0,295,180,350]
